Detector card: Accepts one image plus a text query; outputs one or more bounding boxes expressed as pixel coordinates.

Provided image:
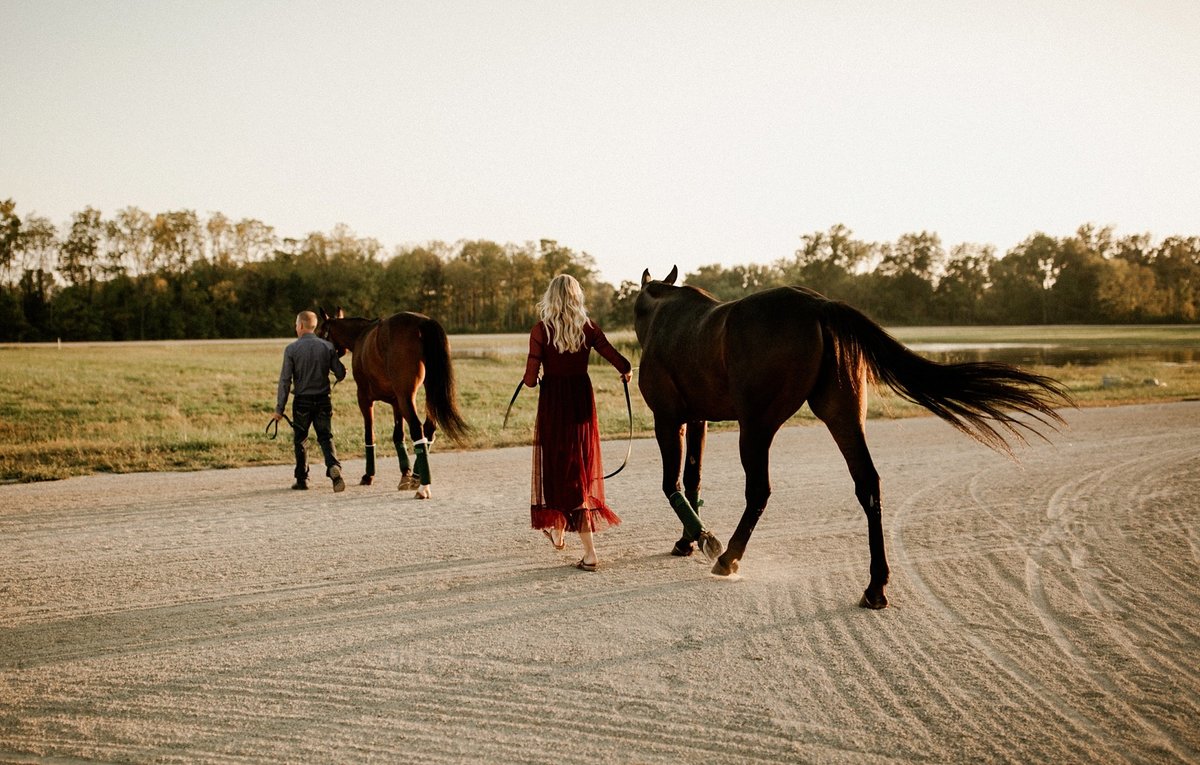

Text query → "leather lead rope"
[603,377,634,480]
[503,374,635,480]
[265,413,296,440]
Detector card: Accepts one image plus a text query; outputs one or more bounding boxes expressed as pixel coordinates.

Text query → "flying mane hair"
[538,274,588,353]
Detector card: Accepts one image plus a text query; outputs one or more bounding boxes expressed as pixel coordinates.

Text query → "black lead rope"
[267,379,340,439]
[503,375,635,480]
[602,377,634,480]
[265,413,296,440]
[502,380,525,430]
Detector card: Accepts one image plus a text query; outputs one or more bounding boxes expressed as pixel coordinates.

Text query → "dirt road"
[2,402,1198,763]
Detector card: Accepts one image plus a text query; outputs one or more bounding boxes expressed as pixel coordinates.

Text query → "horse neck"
[336,319,377,351]
[642,289,720,347]
[663,289,719,321]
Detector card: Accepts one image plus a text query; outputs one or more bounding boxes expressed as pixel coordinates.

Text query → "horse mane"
[681,284,719,302]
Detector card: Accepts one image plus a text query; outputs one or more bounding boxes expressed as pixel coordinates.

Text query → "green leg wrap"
[393,425,410,472]
[669,491,705,541]
[413,442,431,485]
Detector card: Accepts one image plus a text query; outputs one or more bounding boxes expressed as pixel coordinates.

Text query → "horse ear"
[665,265,678,285]
[319,307,329,321]
[641,269,652,287]
[336,307,345,319]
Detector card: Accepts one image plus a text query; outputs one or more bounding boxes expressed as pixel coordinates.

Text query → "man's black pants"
[292,394,340,480]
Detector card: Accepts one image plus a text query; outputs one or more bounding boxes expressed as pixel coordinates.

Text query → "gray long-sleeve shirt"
[276,332,347,414]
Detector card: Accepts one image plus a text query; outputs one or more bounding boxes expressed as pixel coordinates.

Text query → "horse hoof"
[671,540,695,557]
[414,485,431,500]
[698,531,724,562]
[360,475,373,486]
[398,475,419,491]
[858,589,888,609]
[710,557,738,576]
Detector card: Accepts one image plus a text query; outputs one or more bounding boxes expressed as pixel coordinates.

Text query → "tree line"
[0,200,620,341]
[682,224,1199,326]
[2,199,1197,342]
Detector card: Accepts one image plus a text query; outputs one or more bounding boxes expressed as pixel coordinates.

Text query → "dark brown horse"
[635,267,1073,607]
[318,308,470,499]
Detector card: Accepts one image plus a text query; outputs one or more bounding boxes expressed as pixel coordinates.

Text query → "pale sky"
[3,0,1198,285]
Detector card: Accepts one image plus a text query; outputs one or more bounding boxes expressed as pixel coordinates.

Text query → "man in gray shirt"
[273,310,348,491]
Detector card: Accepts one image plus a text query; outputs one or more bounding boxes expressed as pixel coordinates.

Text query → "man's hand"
[620,371,632,383]
[271,412,284,423]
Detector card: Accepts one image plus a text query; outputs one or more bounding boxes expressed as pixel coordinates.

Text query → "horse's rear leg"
[360,399,375,486]
[712,425,775,576]
[391,407,417,490]
[400,397,431,498]
[810,387,889,608]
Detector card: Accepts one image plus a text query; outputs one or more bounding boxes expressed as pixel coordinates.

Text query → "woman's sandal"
[542,529,565,550]
[574,559,598,572]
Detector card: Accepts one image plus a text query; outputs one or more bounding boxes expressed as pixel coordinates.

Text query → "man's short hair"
[296,311,318,330]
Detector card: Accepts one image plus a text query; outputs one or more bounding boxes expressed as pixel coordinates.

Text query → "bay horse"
[318,308,470,499]
[635,267,1073,608]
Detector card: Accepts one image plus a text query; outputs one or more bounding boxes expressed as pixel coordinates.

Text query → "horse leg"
[391,405,416,490]
[401,396,431,499]
[810,384,889,608]
[360,397,375,486]
[683,420,706,511]
[673,420,709,556]
[836,427,887,608]
[712,424,775,577]
[654,419,693,555]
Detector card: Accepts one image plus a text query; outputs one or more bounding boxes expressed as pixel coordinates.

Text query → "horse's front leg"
[654,419,690,555]
[712,425,775,576]
[359,397,375,486]
[678,421,721,559]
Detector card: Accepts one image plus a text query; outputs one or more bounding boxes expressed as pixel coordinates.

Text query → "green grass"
[2,326,1198,483]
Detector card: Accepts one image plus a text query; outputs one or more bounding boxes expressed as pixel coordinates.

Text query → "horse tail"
[818,300,1074,454]
[418,316,472,444]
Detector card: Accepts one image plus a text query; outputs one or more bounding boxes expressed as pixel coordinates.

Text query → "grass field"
[2,326,1198,483]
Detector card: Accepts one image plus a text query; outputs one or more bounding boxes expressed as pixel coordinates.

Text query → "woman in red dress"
[524,274,632,571]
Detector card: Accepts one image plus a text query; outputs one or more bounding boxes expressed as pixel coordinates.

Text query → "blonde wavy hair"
[538,274,588,353]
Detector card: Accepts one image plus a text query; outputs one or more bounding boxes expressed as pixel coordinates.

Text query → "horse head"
[317,306,355,356]
[634,266,680,344]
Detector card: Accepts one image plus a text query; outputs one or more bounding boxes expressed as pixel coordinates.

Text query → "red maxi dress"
[524,320,632,534]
